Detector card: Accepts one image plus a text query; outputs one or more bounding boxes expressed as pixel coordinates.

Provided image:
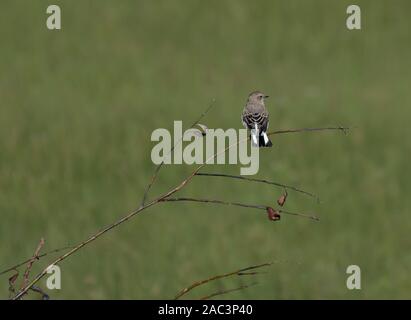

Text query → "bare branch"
[195,172,318,201]
[8,270,19,298]
[268,126,349,136]
[12,200,159,299]
[20,238,45,291]
[11,125,340,299]
[161,197,266,210]
[175,263,271,300]
[161,197,320,221]
[0,246,74,277]
[140,99,216,206]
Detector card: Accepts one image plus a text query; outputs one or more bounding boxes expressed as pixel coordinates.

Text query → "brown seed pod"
[277,189,288,207]
[266,207,281,221]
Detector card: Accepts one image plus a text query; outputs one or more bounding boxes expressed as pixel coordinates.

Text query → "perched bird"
[241,91,272,147]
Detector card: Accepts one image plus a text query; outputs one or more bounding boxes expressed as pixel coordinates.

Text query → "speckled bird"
[241,91,272,147]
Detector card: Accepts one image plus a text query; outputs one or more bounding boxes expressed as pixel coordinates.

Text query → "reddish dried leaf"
[277,190,288,207]
[266,207,281,221]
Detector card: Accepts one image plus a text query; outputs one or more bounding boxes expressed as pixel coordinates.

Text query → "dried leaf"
[277,189,288,207]
[266,207,281,221]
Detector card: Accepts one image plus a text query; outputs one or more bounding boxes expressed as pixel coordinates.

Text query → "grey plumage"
[241,91,272,147]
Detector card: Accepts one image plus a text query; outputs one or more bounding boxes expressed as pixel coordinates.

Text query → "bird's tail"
[259,131,272,147]
[251,131,272,148]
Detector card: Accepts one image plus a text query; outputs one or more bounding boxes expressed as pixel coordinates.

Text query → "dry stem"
[195,172,318,201]
[10,122,347,299]
[175,263,271,300]
[161,197,319,221]
[20,238,45,291]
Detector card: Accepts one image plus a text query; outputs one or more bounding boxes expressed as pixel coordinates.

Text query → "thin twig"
[195,172,318,201]
[20,238,45,291]
[161,197,266,210]
[238,271,268,276]
[140,164,162,206]
[200,282,258,300]
[279,208,320,221]
[140,99,216,206]
[12,198,160,300]
[161,197,320,221]
[8,270,19,298]
[0,246,74,276]
[268,126,349,136]
[175,263,271,300]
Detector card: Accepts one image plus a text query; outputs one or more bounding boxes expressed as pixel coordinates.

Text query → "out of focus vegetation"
[0,0,410,299]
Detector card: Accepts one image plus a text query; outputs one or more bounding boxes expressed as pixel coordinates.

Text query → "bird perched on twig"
[241,91,272,147]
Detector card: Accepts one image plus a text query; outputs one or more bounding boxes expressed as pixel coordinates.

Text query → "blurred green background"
[0,0,410,299]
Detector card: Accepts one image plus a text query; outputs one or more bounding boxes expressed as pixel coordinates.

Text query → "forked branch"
[8,100,348,299]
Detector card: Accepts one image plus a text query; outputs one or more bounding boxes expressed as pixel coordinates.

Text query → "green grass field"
[1,0,410,299]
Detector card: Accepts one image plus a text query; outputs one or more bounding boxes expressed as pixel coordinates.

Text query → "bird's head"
[248,91,269,105]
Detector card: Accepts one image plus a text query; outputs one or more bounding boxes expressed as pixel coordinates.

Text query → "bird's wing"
[260,112,269,132]
[242,110,269,130]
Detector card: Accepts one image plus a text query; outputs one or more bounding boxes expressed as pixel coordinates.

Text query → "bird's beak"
[264,95,269,98]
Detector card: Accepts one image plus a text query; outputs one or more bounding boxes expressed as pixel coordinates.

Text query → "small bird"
[241,91,272,147]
